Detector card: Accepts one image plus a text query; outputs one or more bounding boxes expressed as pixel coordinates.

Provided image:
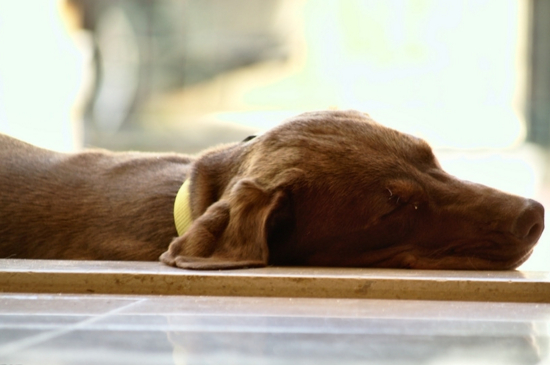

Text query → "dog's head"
[161,110,544,270]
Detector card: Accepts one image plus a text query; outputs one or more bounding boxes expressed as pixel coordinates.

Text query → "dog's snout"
[511,199,545,243]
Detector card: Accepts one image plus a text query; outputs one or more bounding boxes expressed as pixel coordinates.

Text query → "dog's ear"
[160,170,300,270]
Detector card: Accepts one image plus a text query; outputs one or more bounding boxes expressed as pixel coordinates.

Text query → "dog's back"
[0,134,191,260]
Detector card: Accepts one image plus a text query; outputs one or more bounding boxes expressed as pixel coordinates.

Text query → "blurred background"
[0,0,549,270]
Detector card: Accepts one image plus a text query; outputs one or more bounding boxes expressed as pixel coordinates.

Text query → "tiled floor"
[0,293,549,365]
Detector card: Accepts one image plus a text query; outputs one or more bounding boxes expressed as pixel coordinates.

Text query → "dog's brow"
[414,138,435,159]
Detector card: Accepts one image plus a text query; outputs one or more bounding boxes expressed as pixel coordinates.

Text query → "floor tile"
[2,328,545,365]
[0,329,49,347]
[0,294,549,364]
[0,293,139,315]
[120,295,550,321]
[8,330,175,365]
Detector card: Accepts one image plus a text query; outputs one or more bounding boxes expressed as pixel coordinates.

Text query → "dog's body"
[0,134,189,260]
[0,110,544,270]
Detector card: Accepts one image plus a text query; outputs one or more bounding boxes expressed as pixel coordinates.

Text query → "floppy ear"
[160,177,293,270]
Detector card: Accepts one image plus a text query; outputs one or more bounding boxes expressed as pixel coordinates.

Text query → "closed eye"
[379,196,406,219]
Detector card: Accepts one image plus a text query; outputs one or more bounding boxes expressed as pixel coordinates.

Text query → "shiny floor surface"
[1,294,549,365]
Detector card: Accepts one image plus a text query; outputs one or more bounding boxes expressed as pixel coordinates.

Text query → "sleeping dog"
[0,110,544,270]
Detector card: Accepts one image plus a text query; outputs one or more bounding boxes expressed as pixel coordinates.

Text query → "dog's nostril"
[511,199,545,242]
[527,223,543,240]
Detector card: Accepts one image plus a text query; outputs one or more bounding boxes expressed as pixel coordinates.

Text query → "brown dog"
[0,110,544,270]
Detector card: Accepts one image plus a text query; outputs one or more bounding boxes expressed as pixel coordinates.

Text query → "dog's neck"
[174,179,193,236]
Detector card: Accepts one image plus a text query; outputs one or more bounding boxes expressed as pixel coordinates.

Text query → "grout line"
[0,298,148,356]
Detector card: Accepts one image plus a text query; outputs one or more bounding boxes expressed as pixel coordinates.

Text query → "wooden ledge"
[1,259,549,302]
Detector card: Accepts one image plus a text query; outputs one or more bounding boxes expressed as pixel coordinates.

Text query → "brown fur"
[0,110,544,270]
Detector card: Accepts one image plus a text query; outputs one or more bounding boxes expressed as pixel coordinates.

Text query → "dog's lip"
[470,247,534,270]
[404,236,538,269]
[428,233,538,258]
[412,246,535,270]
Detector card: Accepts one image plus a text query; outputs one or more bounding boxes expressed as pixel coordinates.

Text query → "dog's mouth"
[409,244,535,270]
[306,234,538,270]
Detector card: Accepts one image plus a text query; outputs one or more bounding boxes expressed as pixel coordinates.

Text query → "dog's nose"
[511,199,545,243]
